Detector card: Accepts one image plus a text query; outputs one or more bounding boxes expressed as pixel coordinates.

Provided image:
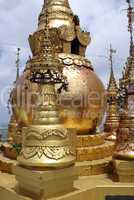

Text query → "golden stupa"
[11,0,106,135]
[104,45,119,140]
[6,0,115,176]
[1,0,134,200]
[8,48,20,142]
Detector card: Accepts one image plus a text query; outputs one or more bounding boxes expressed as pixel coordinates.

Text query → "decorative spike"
[16,48,20,82]
[108,44,118,93]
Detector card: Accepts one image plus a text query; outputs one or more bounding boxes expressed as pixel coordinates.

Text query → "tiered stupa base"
[76,133,115,176]
[0,133,115,176]
[1,133,115,176]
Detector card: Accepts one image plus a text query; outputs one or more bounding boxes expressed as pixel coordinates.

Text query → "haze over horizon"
[0,0,131,125]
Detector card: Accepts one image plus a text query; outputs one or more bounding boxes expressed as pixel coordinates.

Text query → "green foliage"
[12,143,22,155]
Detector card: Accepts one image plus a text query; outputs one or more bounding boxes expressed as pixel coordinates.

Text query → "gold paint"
[9,0,105,138]
[38,0,74,30]
[77,134,105,148]
[13,60,105,135]
[18,85,76,168]
[76,140,114,162]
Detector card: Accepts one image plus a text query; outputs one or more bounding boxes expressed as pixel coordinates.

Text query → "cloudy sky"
[0,0,132,125]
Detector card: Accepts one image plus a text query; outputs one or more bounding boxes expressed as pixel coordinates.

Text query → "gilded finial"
[16,48,20,82]
[109,44,116,69]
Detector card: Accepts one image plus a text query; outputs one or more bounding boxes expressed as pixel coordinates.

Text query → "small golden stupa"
[14,8,77,198]
[104,45,119,140]
[18,9,76,168]
[8,48,21,143]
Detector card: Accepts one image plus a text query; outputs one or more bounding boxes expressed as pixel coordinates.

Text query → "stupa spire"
[107,44,118,94]
[105,44,119,137]
[45,0,71,8]
[119,0,134,90]
[42,0,55,63]
[117,1,134,109]
[38,0,74,30]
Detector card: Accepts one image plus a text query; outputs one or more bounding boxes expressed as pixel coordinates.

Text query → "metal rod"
[16,48,20,82]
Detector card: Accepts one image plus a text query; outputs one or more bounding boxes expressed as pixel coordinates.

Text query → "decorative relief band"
[24,128,68,141]
[21,145,75,160]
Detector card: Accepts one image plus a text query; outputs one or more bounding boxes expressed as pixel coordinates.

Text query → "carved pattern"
[21,145,75,160]
[25,128,68,141]
[76,27,90,46]
[116,127,134,152]
[29,28,62,56]
[59,25,75,42]
[117,142,134,153]
[59,53,93,69]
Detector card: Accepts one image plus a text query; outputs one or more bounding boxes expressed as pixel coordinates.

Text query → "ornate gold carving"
[59,25,75,41]
[76,27,91,46]
[21,145,75,161]
[59,53,93,69]
[77,134,105,148]
[77,140,114,162]
[25,128,68,141]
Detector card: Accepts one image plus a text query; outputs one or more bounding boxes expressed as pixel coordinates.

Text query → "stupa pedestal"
[76,134,114,161]
[76,133,115,176]
[13,165,77,199]
[114,160,134,182]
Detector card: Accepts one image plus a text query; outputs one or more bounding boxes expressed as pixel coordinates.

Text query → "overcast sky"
[0,0,132,125]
